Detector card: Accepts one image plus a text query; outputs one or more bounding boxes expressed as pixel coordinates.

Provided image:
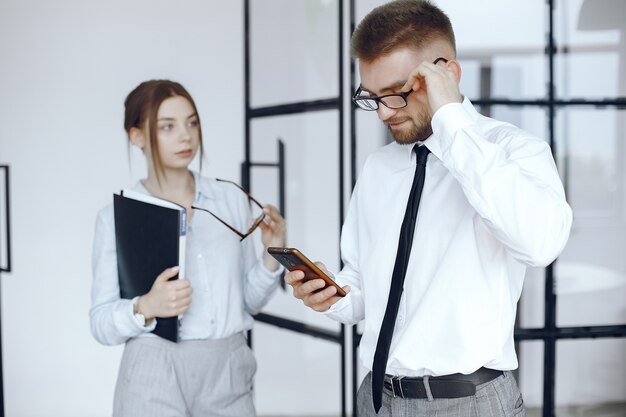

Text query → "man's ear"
[129,127,145,149]
[448,59,462,83]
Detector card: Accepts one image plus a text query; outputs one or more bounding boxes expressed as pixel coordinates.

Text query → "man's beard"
[386,112,433,144]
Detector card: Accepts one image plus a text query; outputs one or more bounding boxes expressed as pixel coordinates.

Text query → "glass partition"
[250,110,341,330]
[556,108,626,327]
[250,0,339,108]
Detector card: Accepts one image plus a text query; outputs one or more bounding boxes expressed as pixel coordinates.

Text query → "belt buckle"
[390,376,405,399]
[384,375,396,398]
[384,375,397,398]
[397,376,405,398]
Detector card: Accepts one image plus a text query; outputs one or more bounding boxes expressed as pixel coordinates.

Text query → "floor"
[527,402,626,417]
[262,402,626,417]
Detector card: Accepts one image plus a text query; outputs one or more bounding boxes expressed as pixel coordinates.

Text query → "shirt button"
[197,254,203,260]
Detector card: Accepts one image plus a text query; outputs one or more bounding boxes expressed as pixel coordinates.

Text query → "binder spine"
[180,210,187,237]
[178,209,187,280]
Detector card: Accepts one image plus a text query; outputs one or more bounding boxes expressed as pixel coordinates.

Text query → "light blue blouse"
[90,172,281,345]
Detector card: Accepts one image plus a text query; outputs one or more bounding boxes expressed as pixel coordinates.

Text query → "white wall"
[0,1,246,416]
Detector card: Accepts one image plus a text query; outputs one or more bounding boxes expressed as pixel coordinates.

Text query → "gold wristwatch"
[132,297,147,327]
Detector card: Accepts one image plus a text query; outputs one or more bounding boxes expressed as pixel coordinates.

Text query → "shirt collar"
[394,96,476,163]
[399,141,428,163]
[190,171,216,200]
[134,170,217,201]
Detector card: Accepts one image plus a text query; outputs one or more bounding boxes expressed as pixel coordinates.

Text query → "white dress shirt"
[326,98,572,377]
[90,173,281,345]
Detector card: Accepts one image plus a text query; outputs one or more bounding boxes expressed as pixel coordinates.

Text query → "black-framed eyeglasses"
[352,57,449,111]
[191,179,265,241]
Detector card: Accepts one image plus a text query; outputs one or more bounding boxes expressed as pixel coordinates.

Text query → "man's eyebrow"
[360,80,407,95]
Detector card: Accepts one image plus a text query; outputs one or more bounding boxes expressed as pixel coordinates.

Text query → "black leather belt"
[383,367,503,399]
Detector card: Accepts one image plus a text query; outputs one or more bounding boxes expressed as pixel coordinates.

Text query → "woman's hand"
[259,204,286,271]
[137,266,193,322]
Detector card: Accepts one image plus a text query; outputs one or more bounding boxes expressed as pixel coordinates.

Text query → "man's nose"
[376,104,397,121]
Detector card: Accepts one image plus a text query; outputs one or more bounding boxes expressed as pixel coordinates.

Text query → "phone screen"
[267,247,346,297]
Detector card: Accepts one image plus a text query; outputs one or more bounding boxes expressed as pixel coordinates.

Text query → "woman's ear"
[129,127,145,150]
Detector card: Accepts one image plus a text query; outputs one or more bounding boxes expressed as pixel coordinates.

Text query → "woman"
[90,79,285,416]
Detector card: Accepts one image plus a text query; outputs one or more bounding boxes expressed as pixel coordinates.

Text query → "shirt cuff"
[431,101,475,154]
[258,260,285,279]
[322,290,352,316]
[130,297,157,331]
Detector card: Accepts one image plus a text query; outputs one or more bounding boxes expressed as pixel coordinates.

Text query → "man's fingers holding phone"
[284,268,350,312]
[304,283,351,312]
[312,261,329,273]
[284,269,324,299]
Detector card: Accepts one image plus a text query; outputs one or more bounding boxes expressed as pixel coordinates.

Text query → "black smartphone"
[267,247,347,297]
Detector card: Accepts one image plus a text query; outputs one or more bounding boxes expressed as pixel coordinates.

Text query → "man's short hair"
[351,0,456,62]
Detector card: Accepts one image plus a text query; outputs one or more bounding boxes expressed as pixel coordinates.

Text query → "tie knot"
[414,144,430,165]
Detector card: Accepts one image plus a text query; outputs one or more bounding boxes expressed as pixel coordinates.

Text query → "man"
[285,1,572,416]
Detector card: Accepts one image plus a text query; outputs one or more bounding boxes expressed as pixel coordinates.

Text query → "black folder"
[113,189,187,343]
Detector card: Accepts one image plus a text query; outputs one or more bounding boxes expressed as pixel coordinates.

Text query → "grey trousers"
[357,371,526,417]
[113,333,257,417]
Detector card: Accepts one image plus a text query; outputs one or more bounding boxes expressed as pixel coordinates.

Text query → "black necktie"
[371,144,430,412]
